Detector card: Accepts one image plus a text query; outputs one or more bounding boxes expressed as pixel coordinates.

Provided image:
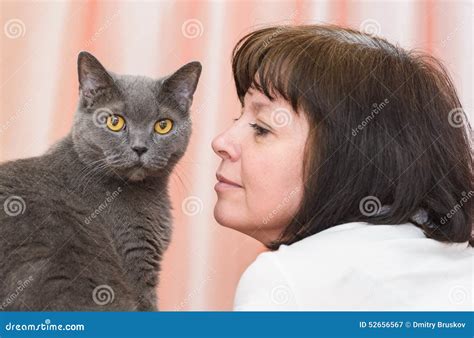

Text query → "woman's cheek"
[246,175,294,228]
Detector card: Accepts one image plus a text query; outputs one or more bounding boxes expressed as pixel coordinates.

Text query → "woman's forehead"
[245,88,289,110]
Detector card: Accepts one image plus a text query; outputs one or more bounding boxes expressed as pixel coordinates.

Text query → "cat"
[0,51,201,311]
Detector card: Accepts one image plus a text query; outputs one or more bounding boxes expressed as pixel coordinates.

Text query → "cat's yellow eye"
[154,119,173,135]
[106,115,126,132]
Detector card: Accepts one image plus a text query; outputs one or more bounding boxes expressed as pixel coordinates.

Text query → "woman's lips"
[215,173,242,191]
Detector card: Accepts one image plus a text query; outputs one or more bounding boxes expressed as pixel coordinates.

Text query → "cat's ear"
[77,51,119,108]
[159,61,202,112]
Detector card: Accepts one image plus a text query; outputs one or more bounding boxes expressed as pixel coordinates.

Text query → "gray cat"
[0,52,201,311]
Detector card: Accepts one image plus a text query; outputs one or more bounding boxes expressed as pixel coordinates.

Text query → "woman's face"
[212,89,310,245]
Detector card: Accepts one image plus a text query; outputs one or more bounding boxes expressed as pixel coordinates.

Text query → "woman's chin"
[213,204,235,228]
[213,205,282,246]
[214,204,249,232]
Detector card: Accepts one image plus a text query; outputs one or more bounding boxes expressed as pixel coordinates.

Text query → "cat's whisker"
[171,172,189,196]
[90,166,117,190]
[72,158,109,189]
[77,157,107,174]
[76,161,111,192]
[175,162,195,188]
[176,158,212,167]
[82,168,114,193]
[74,158,107,179]
[169,163,193,195]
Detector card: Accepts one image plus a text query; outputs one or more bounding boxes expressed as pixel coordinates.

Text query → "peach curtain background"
[1,0,472,310]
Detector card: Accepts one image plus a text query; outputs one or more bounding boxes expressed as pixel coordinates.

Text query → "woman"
[211,25,473,311]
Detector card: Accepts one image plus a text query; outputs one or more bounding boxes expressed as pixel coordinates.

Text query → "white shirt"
[234,222,473,311]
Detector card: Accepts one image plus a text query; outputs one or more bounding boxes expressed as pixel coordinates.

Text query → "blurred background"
[1,0,472,310]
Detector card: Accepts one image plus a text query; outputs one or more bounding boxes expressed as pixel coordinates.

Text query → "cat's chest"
[77,180,172,293]
[82,182,168,226]
[100,185,172,264]
[107,187,171,240]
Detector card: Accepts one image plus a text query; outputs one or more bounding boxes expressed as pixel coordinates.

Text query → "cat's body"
[0,52,201,311]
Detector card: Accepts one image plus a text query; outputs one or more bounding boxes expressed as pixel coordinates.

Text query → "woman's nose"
[212,128,240,161]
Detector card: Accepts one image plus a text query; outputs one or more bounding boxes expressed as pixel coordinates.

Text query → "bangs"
[231,27,313,111]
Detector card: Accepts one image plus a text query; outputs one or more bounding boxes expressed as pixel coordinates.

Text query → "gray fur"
[0,52,201,311]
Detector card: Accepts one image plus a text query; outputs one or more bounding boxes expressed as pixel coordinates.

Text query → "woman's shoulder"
[273,221,472,270]
[233,222,370,310]
[234,249,299,310]
[234,222,473,310]
[280,221,427,248]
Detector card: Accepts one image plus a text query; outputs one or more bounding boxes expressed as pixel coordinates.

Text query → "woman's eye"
[249,122,270,137]
[154,118,173,134]
[106,115,126,132]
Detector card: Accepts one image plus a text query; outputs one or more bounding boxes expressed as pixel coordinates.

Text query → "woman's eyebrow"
[250,101,269,112]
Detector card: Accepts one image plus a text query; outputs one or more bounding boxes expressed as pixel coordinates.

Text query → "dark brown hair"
[232,24,473,250]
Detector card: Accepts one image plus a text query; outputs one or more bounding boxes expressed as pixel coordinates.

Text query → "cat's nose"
[132,146,148,156]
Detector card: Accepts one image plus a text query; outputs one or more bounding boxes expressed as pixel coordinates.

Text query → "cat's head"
[72,51,201,182]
